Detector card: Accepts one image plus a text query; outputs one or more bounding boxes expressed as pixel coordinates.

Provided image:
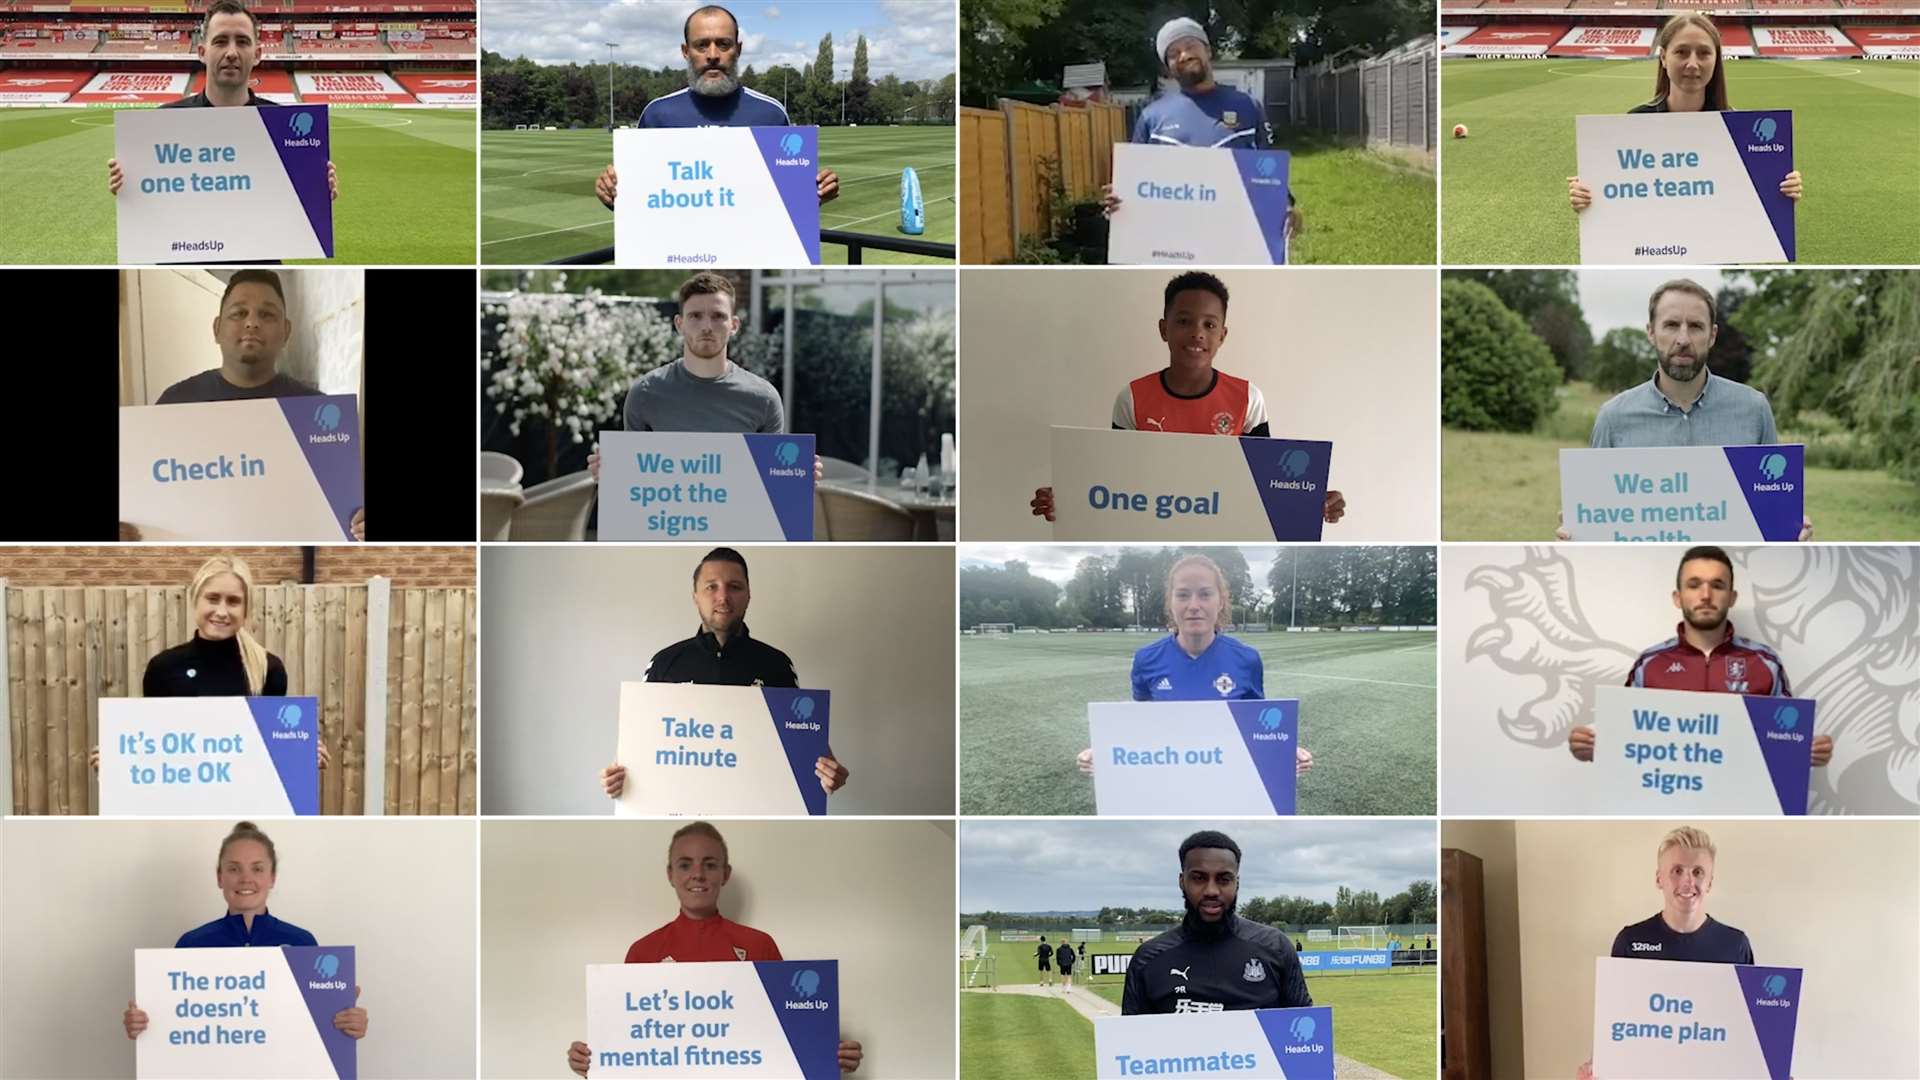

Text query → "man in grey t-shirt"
[589,272,819,481]
[1561,279,1810,540]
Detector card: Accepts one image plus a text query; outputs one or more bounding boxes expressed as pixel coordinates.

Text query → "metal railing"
[547,228,956,265]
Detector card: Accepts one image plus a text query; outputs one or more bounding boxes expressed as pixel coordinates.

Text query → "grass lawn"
[1440,58,1920,264]
[1442,381,1920,540]
[480,123,954,264]
[0,106,475,264]
[960,993,1093,1080]
[959,631,1437,816]
[1282,131,1435,265]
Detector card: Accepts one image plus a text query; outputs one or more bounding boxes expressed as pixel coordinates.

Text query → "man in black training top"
[600,546,849,800]
[1122,829,1311,1014]
[1055,940,1077,992]
[107,0,338,202]
[1035,936,1054,988]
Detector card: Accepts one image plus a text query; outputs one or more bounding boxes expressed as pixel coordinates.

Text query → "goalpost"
[976,623,1015,638]
[959,925,995,988]
[1336,925,1389,948]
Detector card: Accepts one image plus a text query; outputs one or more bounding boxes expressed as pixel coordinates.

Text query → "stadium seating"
[1547,24,1657,56]
[0,67,88,101]
[1445,23,1572,55]
[1844,23,1920,53]
[1753,23,1865,55]
[1718,21,1757,57]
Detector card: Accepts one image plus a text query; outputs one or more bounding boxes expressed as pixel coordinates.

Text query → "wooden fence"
[960,99,1128,263]
[4,583,474,816]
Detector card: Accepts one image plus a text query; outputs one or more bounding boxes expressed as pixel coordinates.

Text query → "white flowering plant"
[482,278,684,475]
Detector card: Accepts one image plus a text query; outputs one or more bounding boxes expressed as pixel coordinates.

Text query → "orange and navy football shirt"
[1112,370,1269,436]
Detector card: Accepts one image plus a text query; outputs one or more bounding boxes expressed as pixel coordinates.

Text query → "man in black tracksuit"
[1056,941,1078,990]
[1122,829,1311,1014]
[1035,937,1054,987]
[599,546,849,799]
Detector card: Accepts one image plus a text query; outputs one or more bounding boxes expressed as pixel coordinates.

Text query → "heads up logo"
[1287,1015,1317,1043]
[780,132,804,156]
[1255,155,1278,178]
[1762,973,1788,998]
[791,695,816,721]
[790,968,821,998]
[289,111,314,138]
[314,401,342,432]
[1278,448,1312,480]
[276,702,304,729]
[1258,707,1284,732]
[1751,116,1777,143]
[1759,452,1788,482]
[1773,705,1799,731]
[774,440,801,468]
[314,953,340,979]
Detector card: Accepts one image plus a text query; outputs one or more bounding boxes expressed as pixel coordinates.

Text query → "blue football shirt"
[639,85,791,128]
[1131,633,1265,701]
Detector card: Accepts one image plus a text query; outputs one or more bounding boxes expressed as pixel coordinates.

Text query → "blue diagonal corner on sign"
[1223,700,1300,814]
[1719,110,1795,262]
[743,433,817,541]
[1238,439,1331,541]
[257,104,334,257]
[752,959,840,1080]
[1254,1006,1335,1080]
[1738,695,1813,814]
[1229,148,1291,264]
[1718,444,1803,541]
[1733,965,1802,1080]
[273,395,362,540]
[758,687,830,815]
[280,945,357,1080]
[747,126,823,263]
[244,696,321,814]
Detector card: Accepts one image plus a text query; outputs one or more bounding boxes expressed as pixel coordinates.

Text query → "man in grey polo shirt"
[1562,278,1810,540]
[587,271,820,480]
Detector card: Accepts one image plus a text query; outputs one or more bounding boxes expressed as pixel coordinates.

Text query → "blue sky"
[961,820,1436,912]
[481,1,956,80]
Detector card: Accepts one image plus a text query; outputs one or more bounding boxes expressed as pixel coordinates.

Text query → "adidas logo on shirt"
[1155,677,1173,691]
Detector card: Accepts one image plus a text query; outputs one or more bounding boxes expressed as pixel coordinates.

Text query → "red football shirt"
[1625,621,1792,696]
[624,912,784,963]
[1114,370,1264,436]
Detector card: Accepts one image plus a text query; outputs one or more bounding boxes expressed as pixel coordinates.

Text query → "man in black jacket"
[1122,829,1311,1014]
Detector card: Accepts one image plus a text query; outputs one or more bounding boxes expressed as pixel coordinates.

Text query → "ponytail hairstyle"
[1162,554,1232,632]
[217,820,279,872]
[189,555,268,695]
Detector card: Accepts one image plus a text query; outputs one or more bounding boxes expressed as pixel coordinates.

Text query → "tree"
[1441,279,1562,433]
[847,34,872,125]
[959,0,1065,107]
[804,33,836,126]
[1446,270,1586,379]
[1587,326,1657,394]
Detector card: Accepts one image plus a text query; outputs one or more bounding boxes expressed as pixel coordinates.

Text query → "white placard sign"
[615,683,830,816]
[100,696,321,815]
[1575,110,1794,264]
[1593,956,1802,1080]
[135,946,357,1079]
[612,126,821,266]
[1089,700,1298,815]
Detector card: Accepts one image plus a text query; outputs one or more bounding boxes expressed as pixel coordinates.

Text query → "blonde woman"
[1569,12,1804,211]
[91,555,329,769]
[121,821,368,1041]
[1075,554,1314,778]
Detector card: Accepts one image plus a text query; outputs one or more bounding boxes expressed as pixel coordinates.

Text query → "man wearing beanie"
[1102,17,1302,239]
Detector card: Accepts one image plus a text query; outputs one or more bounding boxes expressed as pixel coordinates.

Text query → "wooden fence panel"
[959,107,1013,263]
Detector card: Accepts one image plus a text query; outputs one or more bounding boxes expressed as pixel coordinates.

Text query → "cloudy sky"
[960,544,1292,599]
[1578,268,1726,335]
[481,1,956,81]
[960,820,1435,912]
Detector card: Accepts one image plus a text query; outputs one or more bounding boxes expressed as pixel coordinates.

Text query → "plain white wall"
[956,267,1438,541]
[1511,820,1920,1080]
[1441,544,1920,814]
[480,819,957,1080]
[1440,819,1527,1080]
[480,545,957,814]
[0,819,476,1079]
[121,268,363,403]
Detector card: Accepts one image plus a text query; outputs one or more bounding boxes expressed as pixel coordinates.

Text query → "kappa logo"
[1170,966,1190,980]
[1242,958,1266,983]
[1758,452,1788,481]
[1155,677,1173,691]
[1667,661,1687,673]
[1214,674,1235,696]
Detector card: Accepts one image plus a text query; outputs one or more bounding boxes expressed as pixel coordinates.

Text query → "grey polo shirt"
[1589,370,1780,448]
[621,358,785,434]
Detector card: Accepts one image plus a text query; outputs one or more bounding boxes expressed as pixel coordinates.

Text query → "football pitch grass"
[1440,58,1920,264]
[959,631,1437,816]
[961,937,1436,1079]
[480,124,956,264]
[0,106,476,264]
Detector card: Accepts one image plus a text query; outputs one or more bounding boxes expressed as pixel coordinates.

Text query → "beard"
[1658,351,1704,384]
[1682,604,1727,632]
[687,60,739,97]
[1173,59,1211,89]
[1182,895,1237,942]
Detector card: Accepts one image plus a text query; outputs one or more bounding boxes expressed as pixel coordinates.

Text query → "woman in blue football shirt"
[1076,554,1313,778]
[121,821,368,1042]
